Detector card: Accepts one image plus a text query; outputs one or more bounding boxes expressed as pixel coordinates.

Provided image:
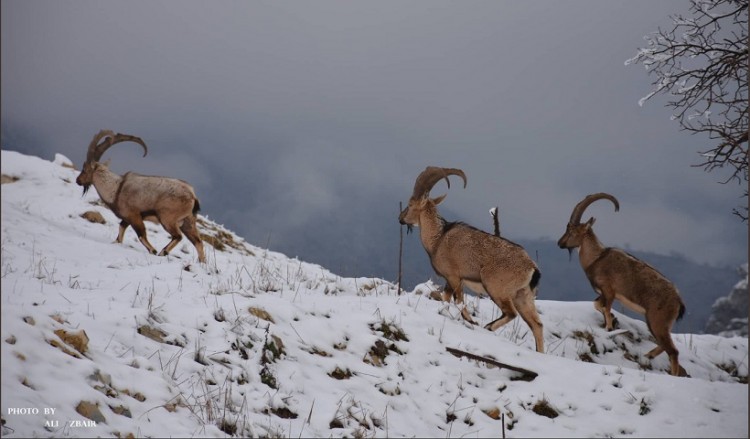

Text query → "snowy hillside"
[1,149,747,438]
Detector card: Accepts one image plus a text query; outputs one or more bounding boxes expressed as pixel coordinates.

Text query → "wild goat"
[399,166,544,353]
[557,193,686,376]
[76,130,206,263]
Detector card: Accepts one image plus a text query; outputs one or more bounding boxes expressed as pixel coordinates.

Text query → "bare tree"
[626,0,748,220]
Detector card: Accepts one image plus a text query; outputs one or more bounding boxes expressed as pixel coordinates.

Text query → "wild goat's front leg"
[441,283,453,302]
[594,292,618,330]
[115,220,129,243]
[444,279,477,325]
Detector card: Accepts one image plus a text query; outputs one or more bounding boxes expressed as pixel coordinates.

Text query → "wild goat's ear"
[432,193,447,206]
[586,217,596,227]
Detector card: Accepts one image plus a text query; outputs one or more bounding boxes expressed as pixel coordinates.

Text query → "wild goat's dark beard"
[567,248,573,261]
[81,185,90,195]
[406,225,414,235]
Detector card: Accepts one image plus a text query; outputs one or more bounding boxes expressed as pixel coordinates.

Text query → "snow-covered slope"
[1,149,747,438]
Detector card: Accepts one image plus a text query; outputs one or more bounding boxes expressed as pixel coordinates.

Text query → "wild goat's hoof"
[604,321,619,332]
[460,308,477,325]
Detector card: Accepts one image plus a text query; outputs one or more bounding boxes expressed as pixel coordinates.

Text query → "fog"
[2,1,746,283]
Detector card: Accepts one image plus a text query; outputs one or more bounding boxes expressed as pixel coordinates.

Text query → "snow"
[1,149,747,438]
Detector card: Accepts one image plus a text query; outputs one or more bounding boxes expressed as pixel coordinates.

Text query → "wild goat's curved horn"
[86,130,114,163]
[86,129,148,163]
[569,192,620,224]
[411,166,467,199]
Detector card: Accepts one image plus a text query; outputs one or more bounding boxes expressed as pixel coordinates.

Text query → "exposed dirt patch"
[266,406,298,419]
[370,320,409,342]
[328,366,352,380]
[572,330,599,355]
[532,399,559,419]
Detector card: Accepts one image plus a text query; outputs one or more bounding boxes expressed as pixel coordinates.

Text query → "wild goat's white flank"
[557,193,687,376]
[399,166,544,353]
[76,130,206,263]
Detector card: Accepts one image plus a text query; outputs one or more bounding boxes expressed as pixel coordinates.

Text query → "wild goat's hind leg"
[484,296,517,332]
[645,345,664,359]
[180,216,206,263]
[514,288,545,353]
[130,218,158,255]
[645,313,684,376]
[459,304,477,325]
[158,221,183,257]
[646,342,684,376]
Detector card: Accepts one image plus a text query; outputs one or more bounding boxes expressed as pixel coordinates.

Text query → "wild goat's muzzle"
[557,228,571,249]
[398,209,407,225]
[558,236,575,260]
[75,176,91,195]
[398,209,414,234]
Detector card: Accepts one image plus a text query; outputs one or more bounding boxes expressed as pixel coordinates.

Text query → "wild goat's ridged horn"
[86,130,114,163]
[86,129,148,163]
[411,166,467,199]
[569,192,619,224]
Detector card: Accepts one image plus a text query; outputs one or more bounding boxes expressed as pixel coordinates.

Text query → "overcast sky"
[2,1,746,276]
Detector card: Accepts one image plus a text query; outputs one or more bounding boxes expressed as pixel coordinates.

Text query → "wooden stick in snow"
[490,206,500,237]
[397,202,404,295]
[446,347,538,381]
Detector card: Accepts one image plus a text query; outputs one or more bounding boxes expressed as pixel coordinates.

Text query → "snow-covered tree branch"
[626,0,748,220]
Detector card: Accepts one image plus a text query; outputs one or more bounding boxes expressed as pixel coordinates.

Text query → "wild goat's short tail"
[677,302,686,321]
[193,199,201,215]
[530,268,541,291]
